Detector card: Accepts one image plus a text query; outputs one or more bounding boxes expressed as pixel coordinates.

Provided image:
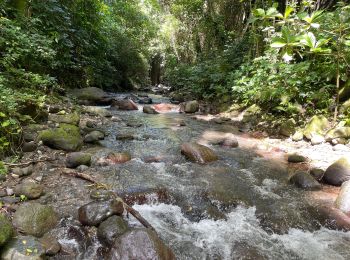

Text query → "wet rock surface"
[289,171,321,190]
[97,215,129,246]
[324,157,350,186]
[107,228,175,260]
[13,202,58,237]
[78,199,124,226]
[181,142,218,163]
[1,235,45,260]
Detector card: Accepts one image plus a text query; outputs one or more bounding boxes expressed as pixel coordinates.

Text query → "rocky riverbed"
[1,87,350,259]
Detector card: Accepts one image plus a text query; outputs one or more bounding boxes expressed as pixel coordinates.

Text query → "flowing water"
[55,94,350,259]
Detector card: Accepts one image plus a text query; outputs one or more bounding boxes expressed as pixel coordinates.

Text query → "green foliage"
[0,161,7,175]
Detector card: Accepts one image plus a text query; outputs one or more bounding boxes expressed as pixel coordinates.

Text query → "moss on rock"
[0,214,13,246]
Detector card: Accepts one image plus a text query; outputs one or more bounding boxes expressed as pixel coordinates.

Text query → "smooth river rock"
[13,202,58,237]
[97,215,129,246]
[108,228,175,260]
[1,235,45,260]
[84,130,105,143]
[335,181,350,213]
[66,152,92,168]
[78,199,124,226]
[14,179,44,199]
[289,171,321,190]
[112,99,138,110]
[181,143,218,164]
[324,157,350,186]
[303,115,329,140]
[143,105,159,114]
[287,154,307,163]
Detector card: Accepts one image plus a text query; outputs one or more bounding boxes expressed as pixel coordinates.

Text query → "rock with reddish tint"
[324,157,350,186]
[289,171,321,190]
[181,143,218,164]
[78,199,124,226]
[107,229,175,260]
[335,181,350,213]
[112,99,138,110]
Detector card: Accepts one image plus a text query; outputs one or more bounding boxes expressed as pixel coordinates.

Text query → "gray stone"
[78,199,124,226]
[143,105,159,114]
[0,214,13,246]
[12,165,33,177]
[84,130,105,143]
[48,113,80,126]
[39,233,61,255]
[287,154,307,163]
[13,203,58,237]
[108,229,175,260]
[14,179,43,199]
[66,152,91,168]
[22,142,37,152]
[310,168,325,181]
[289,171,321,190]
[324,157,350,186]
[279,119,296,137]
[311,134,325,145]
[1,235,45,260]
[97,215,129,245]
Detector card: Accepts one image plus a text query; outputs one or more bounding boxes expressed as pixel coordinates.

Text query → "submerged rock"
[324,157,350,186]
[289,171,321,190]
[78,199,124,226]
[181,143,218,164]
[39,233,61,255]
[112,99,138,110]
[14,179,44,199]
[335,181,350,214]
[97,215,129,246]
[13,202,58,237]
[303,115,329,140]
[107,228,175,260]
[143,105,159,114]
[66,152,92,168]
[287,154,307,163]
[39,124,83,151]
[1,235,45,260]
[0,214,13,246]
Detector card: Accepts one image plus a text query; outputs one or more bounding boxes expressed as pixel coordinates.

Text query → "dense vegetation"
[1,0,350,156]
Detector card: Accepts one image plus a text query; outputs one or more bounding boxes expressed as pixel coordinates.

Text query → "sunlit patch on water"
[128,203,350,260]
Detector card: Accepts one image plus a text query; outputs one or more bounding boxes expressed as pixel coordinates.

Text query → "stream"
[51,93,350,259]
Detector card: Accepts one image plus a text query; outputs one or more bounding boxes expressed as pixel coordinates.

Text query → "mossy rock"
[325,127,350,141]
[71,87,107,102]
[39,123,83,151]
[0,214,13,246]
[324,157,350,186]
[66,152,92,168]
[48,112,80,126]
[279,118,296,137]
[303,115,329,140]
[13,203,58,237]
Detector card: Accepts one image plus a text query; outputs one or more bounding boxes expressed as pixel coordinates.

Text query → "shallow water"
[58,93,350,259]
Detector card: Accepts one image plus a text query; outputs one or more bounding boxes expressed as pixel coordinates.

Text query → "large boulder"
[71,87,110,105]
[97,215,129,246]
[112,99,138,110]
[48,113,80,126]
[39,124,83,151]
[181,143,218,164]
[335,181,350,213]
[289,171,321,190]
[1,236,45,260]
[66,152,91,168]
[0,214,13,246]
[324,158,350,186]
[279,119,296,137]
[14,179,44,199]
[78,199,124,226]
[325,127,350,141]
[180,100,199,113]
[107,228,175,260]
[13,203,58,237]
[303,115,329,140]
